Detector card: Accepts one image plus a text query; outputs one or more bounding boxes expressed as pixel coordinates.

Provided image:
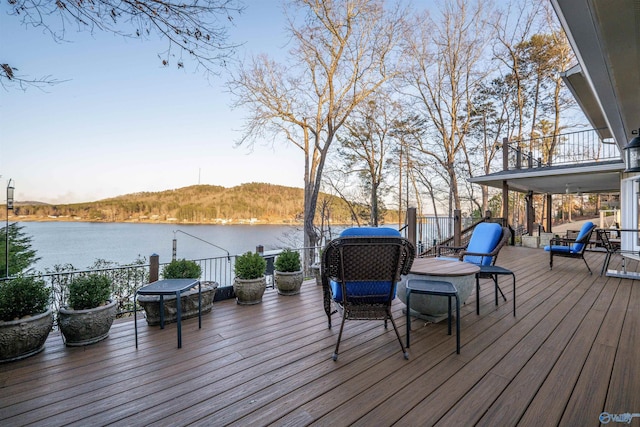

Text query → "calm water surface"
[21,222,304,272]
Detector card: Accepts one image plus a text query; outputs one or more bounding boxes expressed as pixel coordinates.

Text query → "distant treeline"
[8,183,400,225]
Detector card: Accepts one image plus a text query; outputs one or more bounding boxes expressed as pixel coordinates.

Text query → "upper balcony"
[504,128,621,170]
[471,128,625,196]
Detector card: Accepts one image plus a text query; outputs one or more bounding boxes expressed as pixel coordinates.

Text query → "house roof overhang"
[560,64,613,140]
[469,160,625,195]
[551,0,640,149]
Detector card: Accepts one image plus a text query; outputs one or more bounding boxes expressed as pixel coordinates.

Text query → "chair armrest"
[550,237,574,246]
[436,244,466,257]
[459,250,493,258]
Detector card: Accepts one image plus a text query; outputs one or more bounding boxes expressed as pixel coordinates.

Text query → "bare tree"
[491,1,545,143]
[229,0,406,267]
[337,95,400,226]
[1,0,244,89]
[400,0,493,214]
[461,77,512,214]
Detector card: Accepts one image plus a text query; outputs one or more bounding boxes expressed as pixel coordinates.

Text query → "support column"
[454,209,462,247]
[525,191,534,235]
[502,181,509,224]
[501,137,510,226]
[546,194,552,233]
[406,207,417,250]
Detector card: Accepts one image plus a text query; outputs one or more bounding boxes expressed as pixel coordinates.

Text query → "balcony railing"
[504,128,620,170]
[8,246,321,318]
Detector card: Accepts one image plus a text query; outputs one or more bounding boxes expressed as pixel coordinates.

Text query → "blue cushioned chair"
[544,221,596,274]
[321,227,415,361]
[437,222,509,266]
[437,222,513,315]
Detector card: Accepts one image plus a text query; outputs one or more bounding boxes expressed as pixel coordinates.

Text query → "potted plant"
[162,259,202,279]
[274,249,303,295]
[233,251,267,305]
[57,273,118,346]
[137,259,218,325]
[0,276,53,362]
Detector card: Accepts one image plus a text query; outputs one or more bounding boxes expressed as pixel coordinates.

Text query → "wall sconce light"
[624,135,640,172]
[6,178,14,277]
[6,180,14,210]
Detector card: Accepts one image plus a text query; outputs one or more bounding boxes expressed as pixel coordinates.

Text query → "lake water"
[21,222,305,272]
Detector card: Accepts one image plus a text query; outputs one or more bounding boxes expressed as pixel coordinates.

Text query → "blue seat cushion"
[571,221,594,252]
[332,228,401,302]
[463,222,503,266]
[543,245,575,253]
[331,280,396,303]
[340,227,401,237]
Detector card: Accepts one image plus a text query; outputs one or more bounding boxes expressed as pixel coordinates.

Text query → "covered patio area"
[1,245,638,426]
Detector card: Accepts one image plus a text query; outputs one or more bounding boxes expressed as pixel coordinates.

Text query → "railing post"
[454,209,462,247]
[150,254,159,283]
[528,152,533,168]
[502,137,509,171]
[516,147,522,169]
[407,207,417,250]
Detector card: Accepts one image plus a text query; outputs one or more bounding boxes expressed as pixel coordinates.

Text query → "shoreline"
[6,215,304,226]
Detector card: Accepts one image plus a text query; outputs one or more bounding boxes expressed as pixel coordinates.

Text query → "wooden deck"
[1,246,639,426]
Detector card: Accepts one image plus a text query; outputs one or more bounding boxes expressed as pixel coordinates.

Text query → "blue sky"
[0,1,303,203]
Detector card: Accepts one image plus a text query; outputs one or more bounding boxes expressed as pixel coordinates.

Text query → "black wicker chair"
[321,231,415,361]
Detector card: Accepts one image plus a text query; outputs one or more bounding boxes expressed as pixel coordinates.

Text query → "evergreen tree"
[0,223,40,278]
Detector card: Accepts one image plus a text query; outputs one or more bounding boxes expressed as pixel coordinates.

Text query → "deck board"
[1,246,639,426]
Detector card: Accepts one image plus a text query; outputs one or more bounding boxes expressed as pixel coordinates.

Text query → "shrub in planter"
[234,252,267,280]
[162,259,202,279]
[58,273,117,346]
[274,249,303,296]
[0,276,53,362]
[233,251,267,305]
[0,276,50,321]
[274,249,301,273]
[68,274,112,310]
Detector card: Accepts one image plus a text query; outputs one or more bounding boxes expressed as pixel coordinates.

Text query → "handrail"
[503,128,620,169]
[173,229,231,260]
[419,216,507,257]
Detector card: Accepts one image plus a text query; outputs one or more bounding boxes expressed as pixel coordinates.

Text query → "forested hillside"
[10,183,399,225]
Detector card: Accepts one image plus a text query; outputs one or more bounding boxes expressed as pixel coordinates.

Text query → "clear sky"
[0,1,304,204]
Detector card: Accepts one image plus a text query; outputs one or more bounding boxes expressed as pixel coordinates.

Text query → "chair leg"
[550,252,554,270]
[475,274,480,315]
[447,296,452,335]
[494,275,507,303]
[332,313,347,361]
[511,273,516,317]
[583,257,592,275]
[454,294,460,354]
[406,289,412,348]
[387,310,408,360]
[601,252,611,276]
